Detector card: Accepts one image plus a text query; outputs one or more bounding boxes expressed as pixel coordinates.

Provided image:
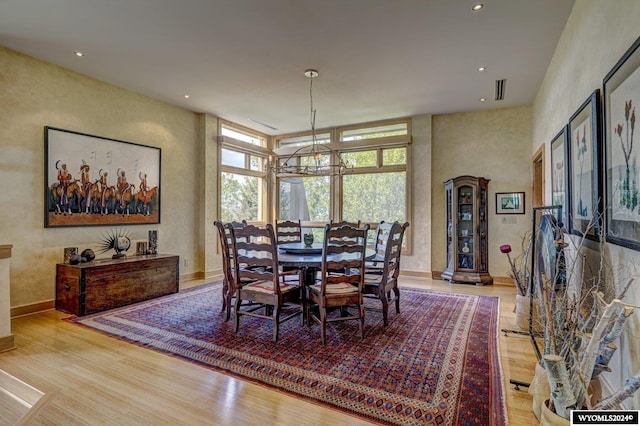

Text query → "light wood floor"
[0,277,539,425]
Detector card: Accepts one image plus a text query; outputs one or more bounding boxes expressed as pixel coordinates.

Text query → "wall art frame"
[495,192,525,214]
[45,126,161,228]
[603,35,640,250]
[567,89,602,240]
[550,125,570,228]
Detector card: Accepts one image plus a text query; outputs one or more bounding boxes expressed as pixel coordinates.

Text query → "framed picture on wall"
[495,192,525,214]
[568,89,602,240]
[603,35,640,250]
[45,126,161,227]
[550,125,569,229]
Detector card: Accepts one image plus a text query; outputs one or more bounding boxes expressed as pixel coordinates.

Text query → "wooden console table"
[56,254,179,316]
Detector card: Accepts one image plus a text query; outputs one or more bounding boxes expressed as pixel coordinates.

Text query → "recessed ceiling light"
[472,4,484,11]
[480,98,487,102]
[477,66,486,72]
[74,51,84,57]
[184,94,190,99]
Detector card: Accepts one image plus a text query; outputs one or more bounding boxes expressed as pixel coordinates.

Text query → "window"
[221,172,262,221]
[278,132,331,148]
[218,118,411,250]
[337,121,409,227]
[219,121,269,223]
[274,119,411,249]
[342,171,406,223]
[278,176,330,222]
[221,125,266,146]
[340,121,408,142]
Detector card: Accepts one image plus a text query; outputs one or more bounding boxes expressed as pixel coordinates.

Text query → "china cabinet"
[442,176,493,285]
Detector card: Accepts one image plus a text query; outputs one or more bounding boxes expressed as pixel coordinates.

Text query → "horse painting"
[78,181,95,213]
[93,184,116,215]
[114,185,135,216]
[51,180,82,214]
[135,186,158,216]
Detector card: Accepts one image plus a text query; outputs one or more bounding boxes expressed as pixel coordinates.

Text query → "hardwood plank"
[0,277,538,425]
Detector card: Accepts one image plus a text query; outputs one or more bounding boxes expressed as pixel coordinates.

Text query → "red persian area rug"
[70,282,507,425]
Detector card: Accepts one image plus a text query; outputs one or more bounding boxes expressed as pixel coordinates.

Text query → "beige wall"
[402,115,432,273]
[0,46,211,308]
[431,106,533,280]
[532,0,640,408]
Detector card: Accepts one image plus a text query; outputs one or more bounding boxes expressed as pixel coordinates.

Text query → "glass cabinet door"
[479,187,488,272]
[446,185,453,270]
[457,185,474,270]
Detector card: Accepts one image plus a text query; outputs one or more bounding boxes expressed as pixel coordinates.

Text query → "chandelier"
[271,69,351,177]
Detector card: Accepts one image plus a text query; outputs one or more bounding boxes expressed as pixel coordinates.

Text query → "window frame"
[218,120,270,225]
[273,118,412,254]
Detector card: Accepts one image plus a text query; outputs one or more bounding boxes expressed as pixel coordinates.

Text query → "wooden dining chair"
[229,224,303,342]
[213,220,249,321]
[306,223,369,344]
[365,221,393,271]
[363,221,409,326]
[330,219,361,228]
[275,219,302,243]
[274,219,305,284]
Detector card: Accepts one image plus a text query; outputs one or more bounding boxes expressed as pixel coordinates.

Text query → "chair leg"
[320,305,327,345]
[305,291,312,327]
[225,289,234,322]
[221,278,228,313]
[393,287,400,314]
[299,281,305,326]
[359,303,365,339]
[272,304,280,343]
[233,291,241,333]
[380,290,390,326]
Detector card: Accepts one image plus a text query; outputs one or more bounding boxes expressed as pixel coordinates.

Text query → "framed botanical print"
[604,36,640,250]
[568,89,602,240]
[550,126,569,229]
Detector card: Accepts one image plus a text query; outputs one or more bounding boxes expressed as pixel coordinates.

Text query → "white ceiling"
[0,0,574,135]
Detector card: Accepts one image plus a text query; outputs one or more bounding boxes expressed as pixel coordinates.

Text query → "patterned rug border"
[66,282,508,426]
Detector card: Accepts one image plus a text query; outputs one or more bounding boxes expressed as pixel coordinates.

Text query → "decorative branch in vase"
[531,213,640,421]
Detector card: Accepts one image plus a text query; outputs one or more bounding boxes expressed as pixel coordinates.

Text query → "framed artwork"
[45,127,161,227]
[604,35,640,250]
[496,192,525,214]
[568,89,602,240]
[550,126,569,228]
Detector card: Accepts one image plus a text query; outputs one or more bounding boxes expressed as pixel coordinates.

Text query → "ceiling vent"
[495,79,506,101]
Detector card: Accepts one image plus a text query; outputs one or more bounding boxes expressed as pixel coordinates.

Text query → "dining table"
[277,242,325,286]
[277,242,374,286]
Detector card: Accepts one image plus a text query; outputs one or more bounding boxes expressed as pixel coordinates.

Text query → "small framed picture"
[63,247,78,263]
[496,192,525,214]
[136,241,148,255]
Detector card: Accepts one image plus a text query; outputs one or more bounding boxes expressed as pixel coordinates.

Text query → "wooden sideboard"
[56,254,179,316]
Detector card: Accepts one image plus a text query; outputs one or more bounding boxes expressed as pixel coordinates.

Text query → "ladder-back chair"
[275,220,302,244]
[363,221,409,326]
[230,224,303,342]
[307,223,369,344]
